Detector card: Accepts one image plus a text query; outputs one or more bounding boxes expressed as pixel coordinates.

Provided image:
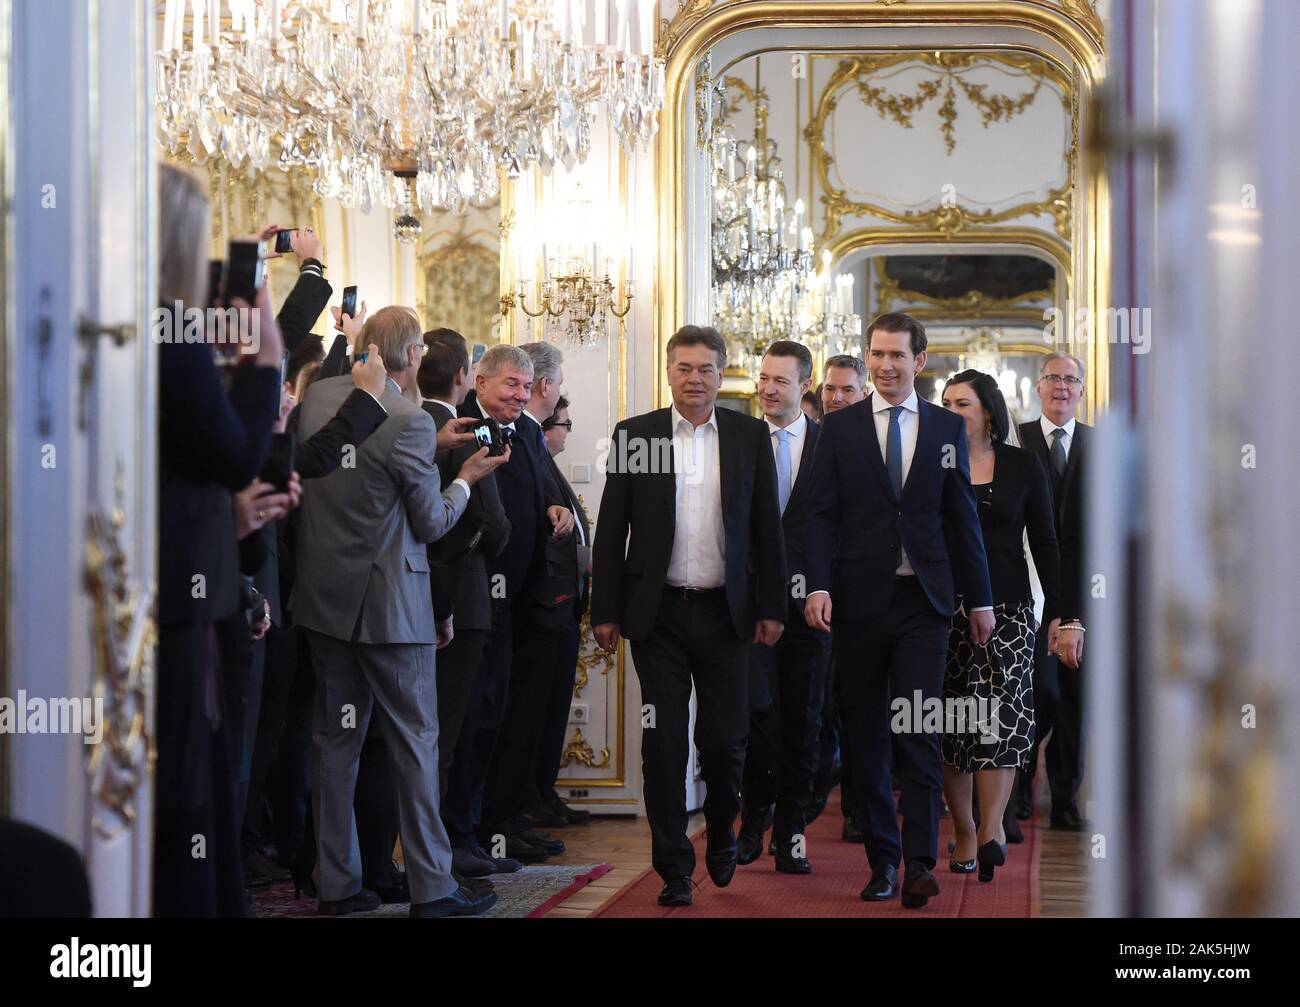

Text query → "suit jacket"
[276,267,332,355]
[800,394,992,620]
[462,392,560,614]
[158,304,280,626]
[424,399,511,630]
[975,442,1061,614]
[590,405,788,642]
[1019,419,1088,622]
[774,417,827,637]
[533,444,588,628]
[290,375,469,645]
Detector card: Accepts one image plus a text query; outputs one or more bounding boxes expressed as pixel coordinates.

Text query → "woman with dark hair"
[939,369,1061,883]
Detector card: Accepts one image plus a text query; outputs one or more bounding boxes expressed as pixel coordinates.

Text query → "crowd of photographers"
[156,161,590,918]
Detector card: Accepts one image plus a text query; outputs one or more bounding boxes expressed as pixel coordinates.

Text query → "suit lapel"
[901,398,929,498]
[787,419,818,510]
[1060,421,1085,505]
[717,409,735,537]
[656,409,677,548]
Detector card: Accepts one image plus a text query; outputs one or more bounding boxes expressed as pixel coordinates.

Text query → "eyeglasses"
[547,420,573,431]
[1039,374,1082,386]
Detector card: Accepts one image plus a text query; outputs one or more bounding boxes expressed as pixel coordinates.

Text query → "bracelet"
[1059,622,1086,633]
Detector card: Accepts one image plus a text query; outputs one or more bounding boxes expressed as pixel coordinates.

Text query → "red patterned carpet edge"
[526,863,613,918]
[593,795,1041,918]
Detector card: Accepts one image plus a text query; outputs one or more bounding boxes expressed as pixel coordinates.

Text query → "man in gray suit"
[291,306,505,917]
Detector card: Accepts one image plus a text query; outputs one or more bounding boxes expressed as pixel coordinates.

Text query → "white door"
[5,0,155,917]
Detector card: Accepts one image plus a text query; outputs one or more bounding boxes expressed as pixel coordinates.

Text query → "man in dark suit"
[801,312,994,909]
[1016,352,1089,830]
[592,325,787,908]
[442,344,575,875]
[737,341,831,874]
[416,330,515,877]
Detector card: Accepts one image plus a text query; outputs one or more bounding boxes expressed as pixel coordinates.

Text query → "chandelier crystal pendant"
[155,0,666,213]
[708,67,815,378]
[798,249,862,358]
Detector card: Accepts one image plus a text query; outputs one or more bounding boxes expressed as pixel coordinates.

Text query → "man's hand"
[594,623,621,654]
[330,299,367,341]
[436,616,454,650]
[252,223,282,257]
[969,609,996,647]
[250,599,271,641]
[351,342,387,399]
[233,479,292,539]
[289,225,324,263]
[754,619,784,647]
[455,444,510,486]
[804,593,832,632]
[436,415,482,453]
[548,505,575,538]
[1056,627,1084,668]
[285,471,302,511]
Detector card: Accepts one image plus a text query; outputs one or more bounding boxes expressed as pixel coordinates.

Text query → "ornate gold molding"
[561,727,611,770]
[872,257,1054,321]
[84,484,156,842]
[658,0,718,60]
[808,51,1073,244]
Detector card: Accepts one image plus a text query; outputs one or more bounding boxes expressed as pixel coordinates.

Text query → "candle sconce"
[502,249,634,346]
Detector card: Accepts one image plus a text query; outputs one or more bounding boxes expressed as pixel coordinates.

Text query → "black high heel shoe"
[977,840,1006,883]
[949,857,976,874]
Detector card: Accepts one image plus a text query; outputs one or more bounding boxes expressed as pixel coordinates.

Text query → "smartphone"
[341,285,358,319]
[274,228,297,254]
[225,239,265,305]
[259,432,296,494]
[354,350,369,365]
[208,259,225,306]
[471,419,508,457]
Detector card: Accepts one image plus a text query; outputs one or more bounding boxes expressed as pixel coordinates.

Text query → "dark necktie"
[1050,427,1068,498]
[885,406,904,500]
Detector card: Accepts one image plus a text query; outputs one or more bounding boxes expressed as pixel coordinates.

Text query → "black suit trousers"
[834,576,949,872]
[629,589,749,882]
[740,629,830,843]
[1024,632,1085,811]
[442,599,513,849]
[435,628,487,798]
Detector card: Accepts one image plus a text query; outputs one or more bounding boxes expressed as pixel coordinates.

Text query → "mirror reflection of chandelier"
[155,0,665,214]
[798,250,862,357]
[709,60,814,376]
[940,328,1035,416]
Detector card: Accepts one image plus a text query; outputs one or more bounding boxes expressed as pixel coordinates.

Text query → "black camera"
[471,419,512,458]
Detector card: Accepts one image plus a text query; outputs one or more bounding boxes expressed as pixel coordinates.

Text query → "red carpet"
[594,795,1041,918]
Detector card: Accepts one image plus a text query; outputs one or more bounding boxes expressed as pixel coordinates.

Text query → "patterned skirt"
[941,600,1036,773]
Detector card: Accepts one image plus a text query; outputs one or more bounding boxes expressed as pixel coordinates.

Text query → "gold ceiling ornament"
[560,726,611,770]
[84,477,157,842]
[808,51,1073,244]
[872,257,1055,322]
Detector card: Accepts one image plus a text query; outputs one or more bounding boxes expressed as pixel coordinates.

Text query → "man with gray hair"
[1015,352,1090,831]
[442,342,576,873]
[292,305,506,917]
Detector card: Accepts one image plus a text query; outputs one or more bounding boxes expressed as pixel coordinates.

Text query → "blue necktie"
[885,405,904,500]
[774,428,793,513]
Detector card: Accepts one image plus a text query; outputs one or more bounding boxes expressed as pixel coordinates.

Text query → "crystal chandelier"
[155,0,665,214]
[798,250,863,357]
[708,65,815,376]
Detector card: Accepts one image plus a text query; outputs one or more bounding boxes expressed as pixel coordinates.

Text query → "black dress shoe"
[502,835,551,863]
[516,829,565,855]
[804,794,828,826]
[547,797,592,825]
[453,871,495,895]
[520,805,570,829]
[901,861,940,908]
[1049,807,1087,831]
[977,840,1007,883]
[775,855,812,875]
[658,876,693,907]
[317,888,381,916]
[244,850,290,887]
[841,816,864,842]
[410,886,497,917]
[1003,806,1024,844]
[375,877,411,904]
[860,863,898,901]
[736,811,769,866]
[705,827,738,888]
[452,845,523,876]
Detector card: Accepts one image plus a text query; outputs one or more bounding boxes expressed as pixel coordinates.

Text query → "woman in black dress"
[939,370,1061,882]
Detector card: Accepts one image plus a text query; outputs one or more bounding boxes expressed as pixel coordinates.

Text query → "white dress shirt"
[765,410,808,490]
[665,405,726,589]
[873,390,921,576]
[423,396,458,417]
[1039,414,1076,458]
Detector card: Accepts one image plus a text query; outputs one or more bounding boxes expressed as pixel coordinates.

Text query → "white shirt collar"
[765,411,807,440]
[473,395,515,431]
[1040,414,1077,439]
[873,389,919,415]
[522,409,545,429]
[671,404,718,433]
[423,397,458,416]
